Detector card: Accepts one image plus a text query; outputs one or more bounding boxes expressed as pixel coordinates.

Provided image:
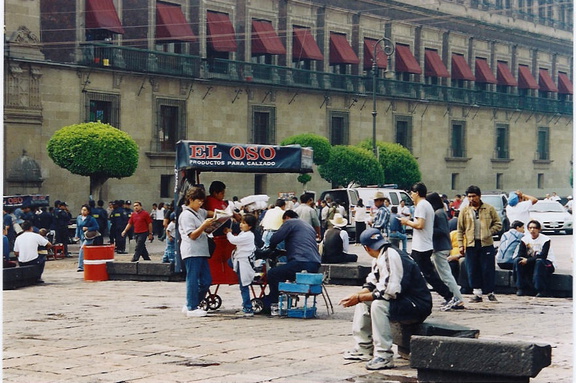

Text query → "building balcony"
[79,43,572,116]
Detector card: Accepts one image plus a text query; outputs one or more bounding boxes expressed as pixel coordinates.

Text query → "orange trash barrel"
[83,245,115,281]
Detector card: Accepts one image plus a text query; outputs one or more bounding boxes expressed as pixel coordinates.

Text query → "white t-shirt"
[506,200,533,225]
[14,231,49,263]
[521,233,555,264]
[411,199,434,252]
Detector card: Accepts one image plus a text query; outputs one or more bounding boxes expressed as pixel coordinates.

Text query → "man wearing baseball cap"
[339,228,431,370]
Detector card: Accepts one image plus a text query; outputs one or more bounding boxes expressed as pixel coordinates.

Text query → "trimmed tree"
[358,140,421,190]
[318,145,384,187]
[47,122,139,199]
[281,133,332,187]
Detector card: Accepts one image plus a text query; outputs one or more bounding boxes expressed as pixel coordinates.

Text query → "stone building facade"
[4,0,573,210]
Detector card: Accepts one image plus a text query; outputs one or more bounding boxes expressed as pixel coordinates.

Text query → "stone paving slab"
[3,267,573,383]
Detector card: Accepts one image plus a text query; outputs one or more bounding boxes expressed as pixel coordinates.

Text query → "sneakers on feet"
[343,349,372,361]
[440,297,464,311]
[469,295,483,303]
[366,357,394,370]
[487,293,498,302]
[186,308,207,317]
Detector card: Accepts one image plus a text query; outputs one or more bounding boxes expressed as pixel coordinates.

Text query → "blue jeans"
[77,238,94,270]
[465,241,496,295]
[228,259,253,312]
[183,257,212,310]
[267,261,320,303]
[162,238,175,263]
[389,231,408,252]
[514,257,555,293]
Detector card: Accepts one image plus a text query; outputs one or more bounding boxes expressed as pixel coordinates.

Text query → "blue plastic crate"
[279,282,322,294]
[287,306,317,318]
[295,272,324,285]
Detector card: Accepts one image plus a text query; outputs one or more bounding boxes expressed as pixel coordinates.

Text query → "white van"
[318,186,413,239]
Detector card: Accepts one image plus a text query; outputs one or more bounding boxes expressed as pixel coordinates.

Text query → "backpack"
[496,230,523,265]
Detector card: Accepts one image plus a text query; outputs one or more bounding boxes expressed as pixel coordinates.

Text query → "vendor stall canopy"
[176,141,313,173]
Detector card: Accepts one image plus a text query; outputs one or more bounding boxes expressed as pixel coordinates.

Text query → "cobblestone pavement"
[3,250,573,383]
[4,237,573,382]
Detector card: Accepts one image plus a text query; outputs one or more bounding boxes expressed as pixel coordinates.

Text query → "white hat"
[330,213,348,228]
[373,191,385,200]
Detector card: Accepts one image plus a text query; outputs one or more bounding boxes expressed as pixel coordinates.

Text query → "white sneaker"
[186,308,207,317]
[182,305,189,314]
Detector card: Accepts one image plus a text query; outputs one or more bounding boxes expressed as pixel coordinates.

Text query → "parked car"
[529,200,573,235]
[459,192,509,239]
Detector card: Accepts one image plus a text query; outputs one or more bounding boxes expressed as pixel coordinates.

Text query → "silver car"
[529,201,573,235]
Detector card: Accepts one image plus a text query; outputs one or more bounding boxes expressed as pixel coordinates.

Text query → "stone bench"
[319,264,370,286]
[391,319,479,358]
[3,265,43,290]
[494,268,572,298]
[106,262,184,282]
[410,335,551,382]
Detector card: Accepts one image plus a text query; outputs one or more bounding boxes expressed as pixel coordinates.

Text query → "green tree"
[280,133,332,165]
[47,122,139,199]
[318,145,384,187]
[297,173,312,189]
[358,140,421,190]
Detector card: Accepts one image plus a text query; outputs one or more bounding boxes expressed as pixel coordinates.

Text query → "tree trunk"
[90,175,109,201]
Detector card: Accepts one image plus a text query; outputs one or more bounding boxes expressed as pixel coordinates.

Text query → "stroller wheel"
[203,294,222,310]
[251,298,264,314]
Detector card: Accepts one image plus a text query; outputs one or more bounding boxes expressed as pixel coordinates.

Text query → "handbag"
[84,230,101,240]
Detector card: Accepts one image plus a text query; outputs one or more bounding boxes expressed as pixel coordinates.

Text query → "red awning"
[85,0,125,34]
[206,11,237,52]
[156,3,195,42]
[451,54,475,81]
[538,69,558,93]
[363,38,388,70]
[329,33,360,65]
[475,58,497,84]
[424,49,450,78]
[517,65,539,89]
[251,20,286,55]
[292,27,323,61]
[558,72,573,95]
[395,44,422,74]
[497,62,518,87]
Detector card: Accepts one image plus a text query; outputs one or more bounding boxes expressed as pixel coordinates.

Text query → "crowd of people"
[2,182,563,371]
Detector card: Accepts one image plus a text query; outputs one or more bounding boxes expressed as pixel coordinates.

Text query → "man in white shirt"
[260,199,286,248]
[506,190,538,225]
[400,182,453,303]
[14,220,52,282]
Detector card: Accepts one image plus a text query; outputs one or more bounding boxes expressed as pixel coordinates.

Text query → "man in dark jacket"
[110,200,128,254]
[90,200,108,245]
[340,228,432,371]
[54,201,72,256]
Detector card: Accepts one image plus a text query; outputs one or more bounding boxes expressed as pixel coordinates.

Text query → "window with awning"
[424,49,449,78]
[538,69,558,92]
[395,44,422,74]
[329,33,360,65]
[251,20,286,56]
[206,11,237,52]
[363,38,387,70]
[292,27,323,61]
[85,0,125,34]
[558,72,573,94]
[497,61,518,87]
[451,54,475,81]
[475,58,497,84]
[517,65,539,89]
[156,2,195,42]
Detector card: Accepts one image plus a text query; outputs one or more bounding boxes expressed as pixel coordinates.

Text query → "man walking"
[457,185,502,303]
[121,201,153,261]
[399,182,454,306]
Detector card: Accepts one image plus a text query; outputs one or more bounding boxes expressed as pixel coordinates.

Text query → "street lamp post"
[371,37,395,159]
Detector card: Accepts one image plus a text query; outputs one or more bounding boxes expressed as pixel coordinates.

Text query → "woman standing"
[354,199,368,244]
[75,204,99,272]
[179,187,215,317]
